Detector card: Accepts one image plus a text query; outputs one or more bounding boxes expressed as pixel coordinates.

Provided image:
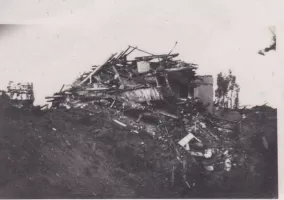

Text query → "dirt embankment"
[0,100,278,198]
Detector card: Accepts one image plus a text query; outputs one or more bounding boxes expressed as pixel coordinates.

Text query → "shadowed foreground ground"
[0,101,278,198]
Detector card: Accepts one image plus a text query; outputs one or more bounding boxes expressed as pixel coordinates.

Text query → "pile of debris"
[46,46,212,110]
[43,46,243,191]
[0,46,277,198]
[1,81,35,108]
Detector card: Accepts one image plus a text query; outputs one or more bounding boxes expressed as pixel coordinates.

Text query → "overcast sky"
[0,0,282,108]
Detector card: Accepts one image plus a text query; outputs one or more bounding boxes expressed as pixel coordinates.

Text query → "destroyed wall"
[194,75,213,113]
[4,82,35,108]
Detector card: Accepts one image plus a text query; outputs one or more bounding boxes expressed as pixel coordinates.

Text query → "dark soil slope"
[0,99,278,198]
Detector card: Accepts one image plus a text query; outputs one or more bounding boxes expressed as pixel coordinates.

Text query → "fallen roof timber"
[128,45,154,56]
[45,95,65,99]
[124,46,137,56]
[85,88,111,91]
[79,53,117,85]
[135,53,179,61]
[112,65,124,89]
[117,46,132,59]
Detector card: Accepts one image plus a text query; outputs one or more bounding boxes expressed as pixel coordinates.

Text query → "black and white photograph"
[0,1,280,198]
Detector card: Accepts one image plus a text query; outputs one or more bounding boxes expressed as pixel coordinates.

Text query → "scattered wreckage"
[0,45,277,197]
[43,46,242,189]
[1,81,35,108]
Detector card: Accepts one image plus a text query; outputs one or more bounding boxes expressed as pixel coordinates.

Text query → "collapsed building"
[44,46,239,182]
[46,46,213,111]
[0,46,276,197]
[45,46,217,140]
[1,81,35,108]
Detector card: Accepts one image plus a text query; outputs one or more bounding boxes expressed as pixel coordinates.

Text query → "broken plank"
[46,100,55,102]
[45,95,65,99]
[59,84,65,92]
[112,65,124,89]
[128,45,154,56]
[86,88,110,91]
[178,132,202,147]
[157,110,178,119]
[116,51,125,59]
[113,119,127,127]
[118,46,132,58]
[79,53,117,85]
[178,132,196,147]
[125,46,137,56]
[135,53,179,61]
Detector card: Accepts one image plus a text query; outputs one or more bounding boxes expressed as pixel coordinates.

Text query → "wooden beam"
[45,95,64,99]
[128,45,154,56]
[120,46,132,58]
[125,46,137,56]
[79,53,117,85]
[86,88,110,91]
[116,51,125,59]
[59,84,65,92]
[112,65,124,89]
[135,53,179,60]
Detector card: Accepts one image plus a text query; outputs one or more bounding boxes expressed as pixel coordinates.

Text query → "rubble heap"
[2,81,35,108]
[44,46,247,193]
[46,46,213,109]
[0,46,277,198]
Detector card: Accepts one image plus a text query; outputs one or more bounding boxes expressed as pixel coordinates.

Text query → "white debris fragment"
[204,149,213,158]
[113,119,127,127]
[66,140,71,146]
[80,104,87,108]
[61,103,71,109]
[224,158,232,171]
[185,143,190,151]
[178,132,200,147]
[204,165,214,171]
[185,181,191,189]
[200,122,206,128]
[190,151,204,157]
[131,130,139,134]
[52,128,57,131]
[223,150,229,155]
[177,156,181,162]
